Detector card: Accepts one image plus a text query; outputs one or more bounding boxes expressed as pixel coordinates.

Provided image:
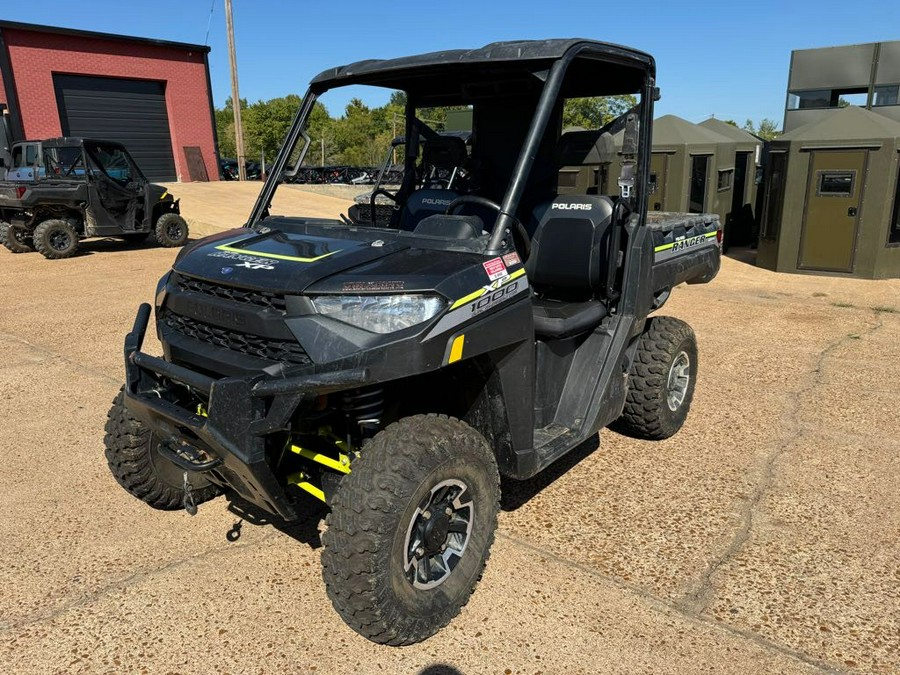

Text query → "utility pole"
[224,0,247,181]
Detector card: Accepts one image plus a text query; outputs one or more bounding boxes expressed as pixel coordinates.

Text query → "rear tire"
[610,316,698,440]
[104,388,220,510]
[154,213,189,247]
[2,222,34,254]
[321,415,500,645]
[33,219,79,259]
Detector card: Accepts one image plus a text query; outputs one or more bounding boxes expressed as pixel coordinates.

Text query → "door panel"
[689,155,709,213]
[798,150,866,272]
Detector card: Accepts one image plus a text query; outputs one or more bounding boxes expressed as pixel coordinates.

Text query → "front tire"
[154,213,189,247]
[104,388,220,510]
[322,415,500,645]
[33,219,79,259]
[2,222,34,254]
[610,316,698,440]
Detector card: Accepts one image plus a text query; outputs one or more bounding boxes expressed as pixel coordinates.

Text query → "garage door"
[54,74,176,182]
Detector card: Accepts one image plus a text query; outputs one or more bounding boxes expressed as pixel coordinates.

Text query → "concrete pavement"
[1,183,898,673]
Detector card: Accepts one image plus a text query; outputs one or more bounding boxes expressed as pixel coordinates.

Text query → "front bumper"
[122,303,368,520]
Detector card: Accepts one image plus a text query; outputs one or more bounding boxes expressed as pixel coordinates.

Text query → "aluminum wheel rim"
[166,221,183,241]
[403,478,474,590]
[667,351,690,411]
[49,229,71,251]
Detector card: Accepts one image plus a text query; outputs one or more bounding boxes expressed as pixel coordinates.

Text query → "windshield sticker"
[483,257,507,281]
[502,252,521,267]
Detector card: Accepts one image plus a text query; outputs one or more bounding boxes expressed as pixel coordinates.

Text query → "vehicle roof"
[310,39,654,103]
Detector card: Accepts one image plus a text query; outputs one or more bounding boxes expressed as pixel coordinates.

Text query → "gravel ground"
[1,183,899,674]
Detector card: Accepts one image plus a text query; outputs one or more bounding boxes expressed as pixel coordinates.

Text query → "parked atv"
[0,138,188,259]
[105,39,721,645]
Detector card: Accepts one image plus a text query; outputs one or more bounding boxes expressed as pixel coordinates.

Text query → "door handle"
[848,207,857,216]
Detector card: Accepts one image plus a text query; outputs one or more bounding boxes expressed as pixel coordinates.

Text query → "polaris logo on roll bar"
[551,203,592,211]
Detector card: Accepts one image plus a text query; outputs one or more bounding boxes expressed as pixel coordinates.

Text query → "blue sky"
[4,0,900,126]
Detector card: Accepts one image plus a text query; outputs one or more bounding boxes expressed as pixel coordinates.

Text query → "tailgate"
[647,212,721,291]
[648,212,721,262]
[0,183,23,207]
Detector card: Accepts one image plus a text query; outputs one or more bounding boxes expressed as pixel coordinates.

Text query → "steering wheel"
[446,196,531,258]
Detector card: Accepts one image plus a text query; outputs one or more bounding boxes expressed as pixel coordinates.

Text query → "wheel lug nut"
[441,544,447,551]
[423,510,431,519]
[445,507,452,516]
[415,546,425,557]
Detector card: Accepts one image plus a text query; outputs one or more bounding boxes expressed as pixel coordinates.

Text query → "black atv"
[105,39,721,645]
[0,137,188,259]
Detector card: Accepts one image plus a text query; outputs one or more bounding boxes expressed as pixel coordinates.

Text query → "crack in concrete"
[675,314,884,617]
[0,531,281,635]
[497,531,841,674]
[0,330,120,385]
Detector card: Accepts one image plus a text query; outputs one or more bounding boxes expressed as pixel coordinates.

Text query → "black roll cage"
[246,41,657,255]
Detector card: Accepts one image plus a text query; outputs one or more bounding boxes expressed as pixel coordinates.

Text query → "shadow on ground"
[225,491,326,549]
[501,435,600,511]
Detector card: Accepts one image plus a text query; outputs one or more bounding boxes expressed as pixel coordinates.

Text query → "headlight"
[312,294,445,334]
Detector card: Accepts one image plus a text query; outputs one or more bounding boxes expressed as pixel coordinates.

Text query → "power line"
[204,0,216,46]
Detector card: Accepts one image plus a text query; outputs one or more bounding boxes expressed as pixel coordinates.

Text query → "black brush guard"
[123,303,368,521]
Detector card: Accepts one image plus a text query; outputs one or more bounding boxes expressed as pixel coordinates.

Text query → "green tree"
[243,94,302,164]
[742,118,781,141]
[562,95,637,130]
[215,96,248,159]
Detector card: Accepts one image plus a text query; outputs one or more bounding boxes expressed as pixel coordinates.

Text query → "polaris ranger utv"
[105,39,721,645]
[0,137,187,258]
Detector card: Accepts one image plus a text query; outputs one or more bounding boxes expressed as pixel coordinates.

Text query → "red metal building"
[0,21,219,182]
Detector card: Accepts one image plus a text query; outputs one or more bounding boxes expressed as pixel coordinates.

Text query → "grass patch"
[830,301,856,308]
[812,292,828,298]
[872,305,899,314]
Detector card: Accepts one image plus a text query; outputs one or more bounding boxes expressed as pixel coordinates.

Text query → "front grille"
[162,312,311,365]
[175,274,287,313]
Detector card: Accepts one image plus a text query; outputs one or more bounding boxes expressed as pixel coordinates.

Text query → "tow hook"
[183,472,197,516]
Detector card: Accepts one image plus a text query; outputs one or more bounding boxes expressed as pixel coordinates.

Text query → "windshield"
[42,146,85,178]
[247,56,650,241]
[85,143,141,185]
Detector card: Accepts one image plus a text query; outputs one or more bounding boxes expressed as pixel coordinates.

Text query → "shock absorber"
[342,387,384,442]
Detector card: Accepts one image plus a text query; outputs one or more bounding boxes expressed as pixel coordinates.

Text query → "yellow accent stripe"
[286,472,326,502]
[215,241,340,263]
[290,444,351,474]
[450,287,488,310]
[653,231,718,253]
[160,191,169,200]
[448,334,465,363]
[450,268,527,310]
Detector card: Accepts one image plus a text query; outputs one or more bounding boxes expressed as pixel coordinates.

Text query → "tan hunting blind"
[757,106,900,279]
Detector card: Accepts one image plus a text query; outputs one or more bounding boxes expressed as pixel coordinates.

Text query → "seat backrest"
[398,189,460,231]
[422,136,467,172]
[525,195,614,298]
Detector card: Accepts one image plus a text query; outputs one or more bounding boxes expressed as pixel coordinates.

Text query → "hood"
[173,227,410,294]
